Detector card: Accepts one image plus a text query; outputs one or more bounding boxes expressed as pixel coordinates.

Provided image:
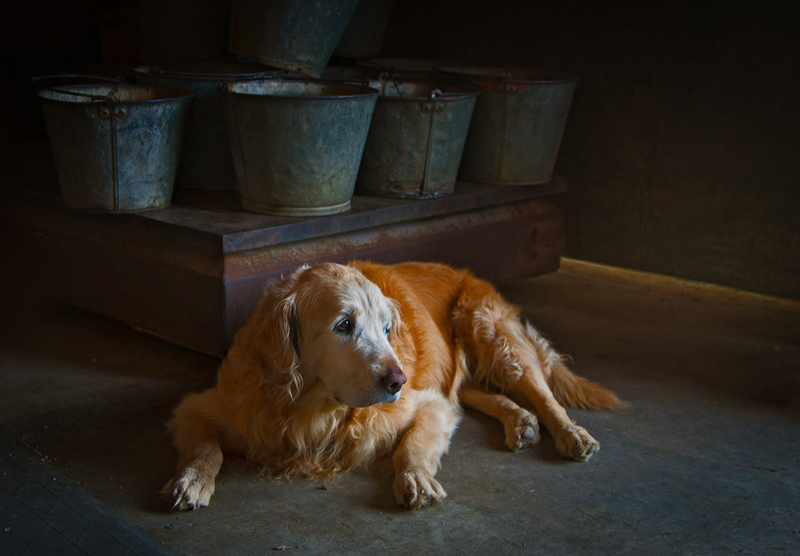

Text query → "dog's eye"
[335,318,354,335]
[384,325,391,336]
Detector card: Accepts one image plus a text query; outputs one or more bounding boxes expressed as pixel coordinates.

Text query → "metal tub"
[37,84,193,213]
[224,79,378,216]
[440,66,578,185]
[134,62,281,190]
[229,0,361,77]
[355,79,479,199]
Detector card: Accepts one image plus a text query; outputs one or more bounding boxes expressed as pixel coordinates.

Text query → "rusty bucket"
[355,78,479,199]
[37,84,192,213]
[134,62,281,190]
[229,0,361,77]
[440,66,578,185]
[224,79,378,216]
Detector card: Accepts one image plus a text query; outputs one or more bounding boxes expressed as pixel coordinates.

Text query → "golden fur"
[163,261,623,510]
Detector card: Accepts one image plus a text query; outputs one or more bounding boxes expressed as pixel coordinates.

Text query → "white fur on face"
[295,266,403,408]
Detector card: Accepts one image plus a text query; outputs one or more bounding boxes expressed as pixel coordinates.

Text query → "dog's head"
[252,263,406,408]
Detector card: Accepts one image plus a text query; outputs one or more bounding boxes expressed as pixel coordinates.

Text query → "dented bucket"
[37,84,192,212]
[134,62,281,190]
[224,79,378,216]
[229,0,361,77]
[440,66,578,185]
[355,78,479,199]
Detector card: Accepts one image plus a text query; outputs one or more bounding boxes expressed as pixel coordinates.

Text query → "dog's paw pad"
[556,424,599,461]
[505,409,540,451]
[393,470,446,510]
[161,468,215,511]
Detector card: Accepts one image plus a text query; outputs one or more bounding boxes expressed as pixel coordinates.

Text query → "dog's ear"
[244,267,307,400]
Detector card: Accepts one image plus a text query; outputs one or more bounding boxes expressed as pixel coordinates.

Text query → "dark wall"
[383,0,800,299]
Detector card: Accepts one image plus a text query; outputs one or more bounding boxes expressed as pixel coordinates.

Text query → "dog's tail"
[525,322,626,410]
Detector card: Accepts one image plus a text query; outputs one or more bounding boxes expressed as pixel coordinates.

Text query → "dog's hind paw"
[505,409,540,451]
[555,424,599,462]
[393,470,446,510]
[161,467,215,511]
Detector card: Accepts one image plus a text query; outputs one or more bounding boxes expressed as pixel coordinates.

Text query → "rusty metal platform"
[2,141,566,356]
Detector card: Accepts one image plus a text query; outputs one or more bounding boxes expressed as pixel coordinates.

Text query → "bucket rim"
[224,78,380,100]
[37,83,194,104]
[438,66,580,84]
[362,78,481,101]
[133,64,285,82]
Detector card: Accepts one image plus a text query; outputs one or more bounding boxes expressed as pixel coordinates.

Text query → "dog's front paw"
[393,470,446,510]
[555,424,599,461]
[505,409,540,451]
[161,467,215,511]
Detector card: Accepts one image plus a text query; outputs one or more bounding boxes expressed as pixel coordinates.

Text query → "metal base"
[241,199,352,216]
[4,164,567,356]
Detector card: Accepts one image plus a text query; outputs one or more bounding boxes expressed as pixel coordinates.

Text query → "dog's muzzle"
[382,365,407,395]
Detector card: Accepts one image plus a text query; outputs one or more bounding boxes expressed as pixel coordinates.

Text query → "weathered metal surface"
[3,151,566,356]
[334,0,397,59]
[37,84,192,212]
[224,80,378,216]
[229,0,361,77]
[355,79,479,199]
[221,198,564,348]
[440,66,578,185]
[133,63,281,191]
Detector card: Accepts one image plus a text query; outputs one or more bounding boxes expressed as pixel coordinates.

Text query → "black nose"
[382,365,407,395]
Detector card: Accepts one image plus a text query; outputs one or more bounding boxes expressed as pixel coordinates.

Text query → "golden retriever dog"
[162,261,623,510]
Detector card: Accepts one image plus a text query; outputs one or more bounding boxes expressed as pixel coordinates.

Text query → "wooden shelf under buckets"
[2,140,567,357]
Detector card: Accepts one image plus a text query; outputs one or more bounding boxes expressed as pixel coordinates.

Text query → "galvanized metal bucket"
[134,62,282,190]
[224,79,378,216]
[355,79,479,199]
[229,0,361,77]
[439,66,578,185]
[37,84,193,213]
[334,0,396,59]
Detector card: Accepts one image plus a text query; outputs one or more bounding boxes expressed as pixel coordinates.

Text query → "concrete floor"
[1,258,798,555]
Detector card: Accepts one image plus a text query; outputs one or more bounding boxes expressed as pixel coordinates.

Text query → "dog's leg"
[456,276,607,461]
[488,318,600,461]
[392,390,461,509]
[161,391,224,510]
[459,386,540,451]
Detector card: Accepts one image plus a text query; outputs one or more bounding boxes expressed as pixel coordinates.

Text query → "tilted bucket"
[224,79,378,216]
[37,84,193,212]
[355,78,479,199]
[440,66,578,185]
[134,62,282,190]
[229,0,361,77]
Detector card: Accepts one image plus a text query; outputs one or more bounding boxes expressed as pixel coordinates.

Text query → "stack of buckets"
[38,0,577,216]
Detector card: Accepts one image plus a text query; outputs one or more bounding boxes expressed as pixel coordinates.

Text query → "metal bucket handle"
[497,71,518,94]
[217,71,289,93]
[34,75,127,104]
[32,73,124,86]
